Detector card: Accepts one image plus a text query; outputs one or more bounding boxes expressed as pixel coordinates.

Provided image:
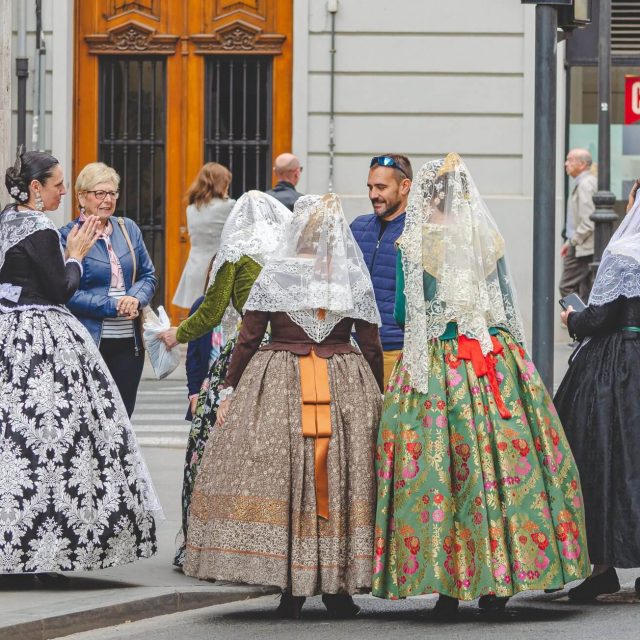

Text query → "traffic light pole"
[531,4,558,392]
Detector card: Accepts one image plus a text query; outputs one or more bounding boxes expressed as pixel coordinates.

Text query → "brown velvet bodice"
[225,310,384,391]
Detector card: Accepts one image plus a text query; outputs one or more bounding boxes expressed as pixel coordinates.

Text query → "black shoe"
[433,594,459,620]
[275,590,306,619]
[478,594,510,612]
[635,577,640,595]
[322,593,361,619]
[567,568,620,602]
[35,573,70,587]
[0,574,36,589]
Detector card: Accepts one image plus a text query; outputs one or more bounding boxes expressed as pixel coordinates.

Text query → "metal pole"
[1,0,12,208]
[327,2,338,193]
[32,0,46,151]
[591,0,617,269]
[532,4,558,392]
[16,0,28,149]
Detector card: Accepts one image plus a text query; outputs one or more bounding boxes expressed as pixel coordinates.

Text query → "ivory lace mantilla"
[244,193,381,342]
[399,154,525,393]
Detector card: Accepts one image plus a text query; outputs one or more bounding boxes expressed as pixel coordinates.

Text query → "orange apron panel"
[299,350,332,519]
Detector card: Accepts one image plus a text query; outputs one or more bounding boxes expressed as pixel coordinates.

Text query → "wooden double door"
[74,0,293,318]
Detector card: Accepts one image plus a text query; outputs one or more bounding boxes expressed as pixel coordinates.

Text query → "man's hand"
[560,242,570,258]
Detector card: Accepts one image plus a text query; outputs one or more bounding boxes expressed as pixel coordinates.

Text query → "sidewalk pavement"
[0,340,577,640]
[0,446,276,640]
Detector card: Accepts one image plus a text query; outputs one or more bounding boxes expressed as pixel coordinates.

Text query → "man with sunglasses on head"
[351,153,413,384]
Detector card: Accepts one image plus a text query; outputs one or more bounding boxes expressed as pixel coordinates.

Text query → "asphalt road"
[63,587,640,640]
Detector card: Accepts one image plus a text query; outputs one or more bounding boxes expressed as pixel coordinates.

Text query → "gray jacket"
[569,172,597,257]
[265,181,303,212]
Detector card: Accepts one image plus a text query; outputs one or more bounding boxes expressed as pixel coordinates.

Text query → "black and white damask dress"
[0,206,160,573]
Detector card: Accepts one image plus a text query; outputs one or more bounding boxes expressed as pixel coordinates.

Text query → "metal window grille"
[98,57,166,305]
[204,56,273,198]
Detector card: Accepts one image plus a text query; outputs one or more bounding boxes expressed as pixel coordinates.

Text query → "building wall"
[1,0,12,209]
[10,0,73,225]
[293,0,568,340]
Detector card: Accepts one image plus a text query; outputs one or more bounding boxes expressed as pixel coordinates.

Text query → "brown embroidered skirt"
[183,349,382,596]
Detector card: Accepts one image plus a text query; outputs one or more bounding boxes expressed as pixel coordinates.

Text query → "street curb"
[0,587,277,640]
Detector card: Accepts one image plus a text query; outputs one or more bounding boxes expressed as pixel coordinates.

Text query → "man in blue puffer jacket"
[351,153,413,385]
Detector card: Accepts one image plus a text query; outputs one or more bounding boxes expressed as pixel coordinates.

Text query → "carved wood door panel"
[74,0,292,320]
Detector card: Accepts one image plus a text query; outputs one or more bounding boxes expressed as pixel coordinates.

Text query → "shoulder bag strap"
[117,217,137,283]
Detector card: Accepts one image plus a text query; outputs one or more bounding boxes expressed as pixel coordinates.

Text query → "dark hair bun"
[4,149,59,203]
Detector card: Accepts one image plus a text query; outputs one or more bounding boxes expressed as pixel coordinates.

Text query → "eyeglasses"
[370,156,409,178]
[86,190,120,201]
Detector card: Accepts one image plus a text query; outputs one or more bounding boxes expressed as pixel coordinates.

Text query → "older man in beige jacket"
[560,148,598,301]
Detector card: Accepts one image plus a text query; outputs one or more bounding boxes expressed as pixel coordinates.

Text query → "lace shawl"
[244,193,381,342]
[589,191,640,306]
[207,191,293,288]
[399,154,525,393]
[0,205,58,272]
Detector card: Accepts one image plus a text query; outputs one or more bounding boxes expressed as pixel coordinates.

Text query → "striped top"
[102,287,135,339]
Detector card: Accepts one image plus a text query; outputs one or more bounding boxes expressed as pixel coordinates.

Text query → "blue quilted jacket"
[350,212,406,350]
[59,217,157,351]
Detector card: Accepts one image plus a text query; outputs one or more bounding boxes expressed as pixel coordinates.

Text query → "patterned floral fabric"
[183,350,382,596]
[0,308,157,573]
[373,329,590,600]
[173,336,236,567]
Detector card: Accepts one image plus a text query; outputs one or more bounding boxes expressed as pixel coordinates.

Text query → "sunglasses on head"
[370,156,408,178]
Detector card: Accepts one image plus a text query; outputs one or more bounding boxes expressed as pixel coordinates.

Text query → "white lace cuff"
[218,386,234,402]
[66,257,84,277]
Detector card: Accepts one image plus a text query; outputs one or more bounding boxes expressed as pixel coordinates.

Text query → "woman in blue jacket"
[60,162,157,416]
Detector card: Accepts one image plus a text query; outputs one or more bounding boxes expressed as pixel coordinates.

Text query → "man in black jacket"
[266,153,304,210]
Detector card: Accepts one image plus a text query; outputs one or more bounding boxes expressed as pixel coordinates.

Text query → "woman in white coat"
[172,162,234,309]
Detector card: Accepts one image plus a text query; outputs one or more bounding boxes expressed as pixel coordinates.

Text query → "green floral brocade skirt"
[372,330,590,600]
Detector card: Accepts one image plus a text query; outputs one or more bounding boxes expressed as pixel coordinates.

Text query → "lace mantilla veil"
[399,153,525,393]
[207,190,293,288]
[589,190,640,306]
[244,193,381,342]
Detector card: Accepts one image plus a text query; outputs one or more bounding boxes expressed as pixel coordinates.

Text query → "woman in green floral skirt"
[372,154,590,616]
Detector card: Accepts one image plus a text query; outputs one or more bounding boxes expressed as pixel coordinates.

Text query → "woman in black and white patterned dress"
[0,150,160,577]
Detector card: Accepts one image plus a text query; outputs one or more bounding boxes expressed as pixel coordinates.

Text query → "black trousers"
[99,338,145,417]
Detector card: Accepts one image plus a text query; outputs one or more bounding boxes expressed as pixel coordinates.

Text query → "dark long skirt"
[554,332,640,567]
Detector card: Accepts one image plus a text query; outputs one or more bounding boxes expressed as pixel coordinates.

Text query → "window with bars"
[204,56,273,198]
[98,57,166,305]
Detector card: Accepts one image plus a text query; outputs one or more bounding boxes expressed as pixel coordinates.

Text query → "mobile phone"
[559,293,586,312]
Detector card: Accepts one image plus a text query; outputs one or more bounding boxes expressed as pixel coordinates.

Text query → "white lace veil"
[0,205,57,272]
[207,190,293,287]
[399,153,525,393]
[589,190,640,306]
[244,193,381,342]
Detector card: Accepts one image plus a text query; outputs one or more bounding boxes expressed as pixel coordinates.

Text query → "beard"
[372,197,403,219]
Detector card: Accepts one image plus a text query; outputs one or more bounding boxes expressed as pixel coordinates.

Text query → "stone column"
[0,0,11,208]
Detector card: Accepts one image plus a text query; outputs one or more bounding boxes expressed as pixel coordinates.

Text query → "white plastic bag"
[142,305,181,380]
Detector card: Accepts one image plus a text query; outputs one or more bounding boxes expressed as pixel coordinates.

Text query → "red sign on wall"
[625,76,640,125]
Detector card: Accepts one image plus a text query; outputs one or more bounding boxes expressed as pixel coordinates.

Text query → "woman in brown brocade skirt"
[183,194,383,618]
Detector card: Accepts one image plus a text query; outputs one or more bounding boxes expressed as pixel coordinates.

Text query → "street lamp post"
[531,3,558,392]
[522,0,592,392]
[591,0,617,270]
